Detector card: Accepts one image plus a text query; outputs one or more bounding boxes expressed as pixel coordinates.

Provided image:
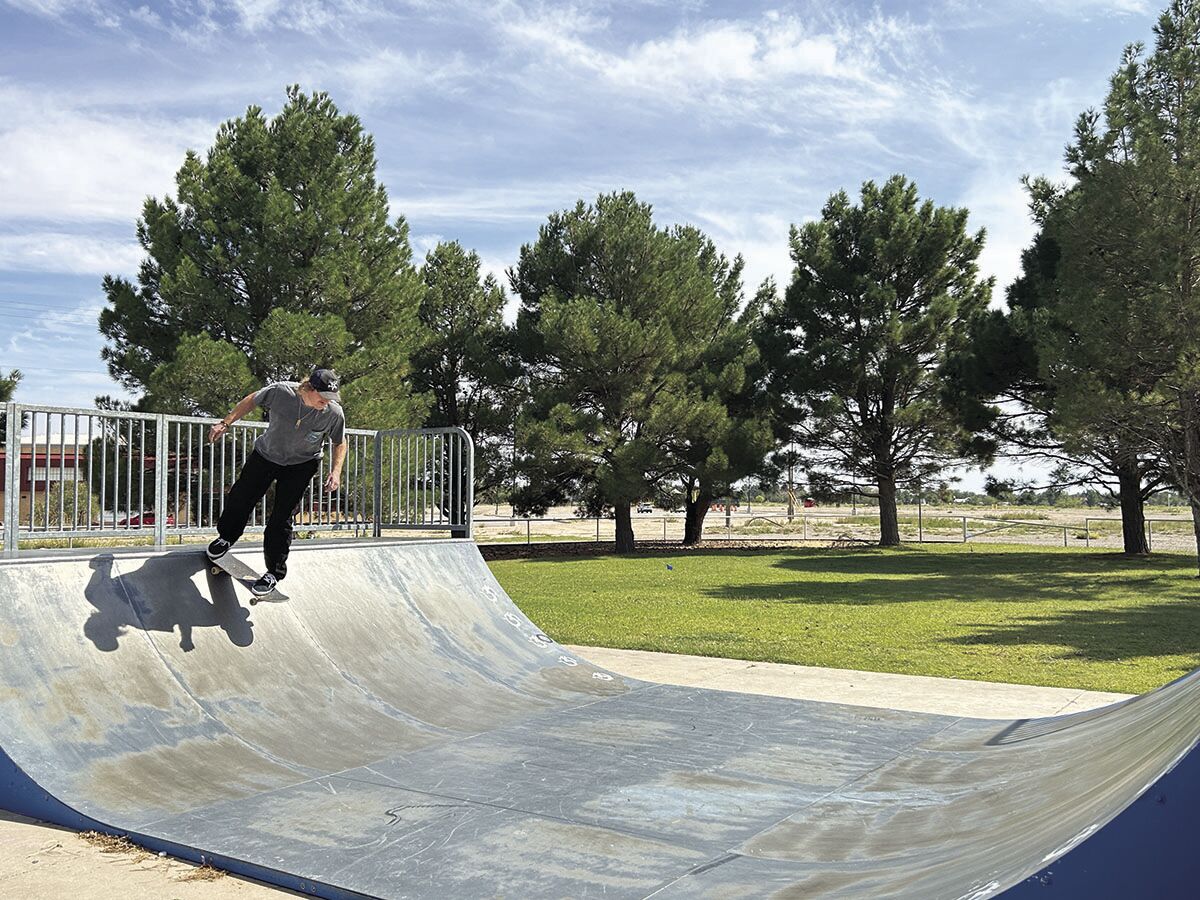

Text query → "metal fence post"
[1085,518,1091,549]
[4,403,19,554]
[372,432,383,539]
[961,516,968,543]
[153,414,168,549]
[463,428,474,539]
[1148,519,1153,552]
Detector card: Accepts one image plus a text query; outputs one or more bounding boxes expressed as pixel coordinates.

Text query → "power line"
[0,312,99,321]
[0,306,99,317]
[0,298,103,310]
[4,365,112,375]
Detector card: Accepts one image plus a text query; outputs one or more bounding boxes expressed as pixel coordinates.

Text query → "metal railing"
[2,403,473,554]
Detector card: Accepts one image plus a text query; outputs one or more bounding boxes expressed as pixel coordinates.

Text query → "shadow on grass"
[700,550,1191,606]
[949,602,1200,665]
[765,548,1194,578]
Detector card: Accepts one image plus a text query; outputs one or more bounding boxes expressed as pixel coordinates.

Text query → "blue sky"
[0,0,1164,487]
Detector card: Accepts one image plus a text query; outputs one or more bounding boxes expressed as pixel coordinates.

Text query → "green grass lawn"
[487,543,1200,695]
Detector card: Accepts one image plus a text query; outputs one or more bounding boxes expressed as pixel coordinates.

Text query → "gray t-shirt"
[252,382,346,466]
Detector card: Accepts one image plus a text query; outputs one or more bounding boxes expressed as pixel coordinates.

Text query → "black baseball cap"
[309,368,341,402]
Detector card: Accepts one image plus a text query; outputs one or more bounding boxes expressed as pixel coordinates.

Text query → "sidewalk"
[0,648,1134,898]
[571,645,1133,719]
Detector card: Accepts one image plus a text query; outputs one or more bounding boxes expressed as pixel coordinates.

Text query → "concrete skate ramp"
[0,539,1198,899]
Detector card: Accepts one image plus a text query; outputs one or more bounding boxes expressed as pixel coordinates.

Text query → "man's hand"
[208,421,229,443]
[324,470,341,492]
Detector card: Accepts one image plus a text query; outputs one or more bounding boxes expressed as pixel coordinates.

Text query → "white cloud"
[3,0,118,26]
[605,19,850,91]
[1029,0,1151,13]
[327,47,473,109]
[394,179,608,225]
[0,233,141,275]
[127,4,160,27]
[228,0,285,31]
[491,7,935,138]
[2,296,105,353]
[4,0,75,15]
[0,85,212,223]
[226,0,389,34]
[959,173,1034,301]
[940,0,1154,23]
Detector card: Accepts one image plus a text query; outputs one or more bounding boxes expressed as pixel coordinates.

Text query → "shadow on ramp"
[83,553,253,652]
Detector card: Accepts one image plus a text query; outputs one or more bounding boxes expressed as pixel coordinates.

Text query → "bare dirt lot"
[472,502,1196,552]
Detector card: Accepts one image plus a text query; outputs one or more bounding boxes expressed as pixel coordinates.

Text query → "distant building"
[0,443,88,522]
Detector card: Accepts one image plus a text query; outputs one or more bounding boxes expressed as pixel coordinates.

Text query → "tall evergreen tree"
[411,241,518,501]
[943,214,1163,555]
[1027,1,1200,565]
[760,176,992,546]
[99,85,426,426]
[672,274,775,544]
[510,192,747,552]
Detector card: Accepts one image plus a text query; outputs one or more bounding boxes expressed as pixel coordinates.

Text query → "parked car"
[118,512,175,527]
[636,502,653,513]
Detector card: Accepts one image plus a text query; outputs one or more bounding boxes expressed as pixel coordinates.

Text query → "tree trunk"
[1192,501,1200,579]
[684,486,713,545]
[615,502,635,553]
[1115,461,1149,555]
[878,476,900,546]
[1181,391,1200,577]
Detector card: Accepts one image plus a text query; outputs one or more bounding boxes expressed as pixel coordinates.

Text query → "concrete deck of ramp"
[0,539,1198,899]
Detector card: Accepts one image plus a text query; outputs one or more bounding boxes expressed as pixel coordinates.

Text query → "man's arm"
[325,440,348,492]
[208,392,259,443]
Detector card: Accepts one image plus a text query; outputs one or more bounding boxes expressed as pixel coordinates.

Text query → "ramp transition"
[0,539,1197,898]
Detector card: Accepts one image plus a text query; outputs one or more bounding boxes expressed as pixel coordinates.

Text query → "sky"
[0,0,1166,489]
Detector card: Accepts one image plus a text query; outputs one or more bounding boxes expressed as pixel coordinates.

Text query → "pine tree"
[99,86,426,426]
[511,192,754,552]
[760,176,992,546]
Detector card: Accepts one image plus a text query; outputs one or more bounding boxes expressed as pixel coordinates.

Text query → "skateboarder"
[205,369,347,596]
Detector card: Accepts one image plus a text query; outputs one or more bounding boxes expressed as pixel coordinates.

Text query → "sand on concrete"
[0,811,301,899]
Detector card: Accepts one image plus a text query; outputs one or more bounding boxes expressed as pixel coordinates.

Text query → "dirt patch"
[179,863,227,882]
[78,831,154,863]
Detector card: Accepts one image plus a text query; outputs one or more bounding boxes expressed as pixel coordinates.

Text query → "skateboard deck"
[206,551,289,605]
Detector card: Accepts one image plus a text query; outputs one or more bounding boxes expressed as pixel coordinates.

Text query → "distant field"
[488,543,1200,695]
[473,502,1198,550]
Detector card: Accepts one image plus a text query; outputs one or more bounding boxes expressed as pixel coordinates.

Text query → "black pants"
[217,450,319,580]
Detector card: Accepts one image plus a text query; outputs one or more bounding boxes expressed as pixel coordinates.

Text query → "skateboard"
[206,551,289,605]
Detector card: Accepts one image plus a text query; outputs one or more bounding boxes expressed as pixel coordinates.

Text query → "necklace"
[296,397,316,429]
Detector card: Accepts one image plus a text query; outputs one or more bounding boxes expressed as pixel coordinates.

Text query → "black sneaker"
[250,573,278,597]
[206,537,231,561]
